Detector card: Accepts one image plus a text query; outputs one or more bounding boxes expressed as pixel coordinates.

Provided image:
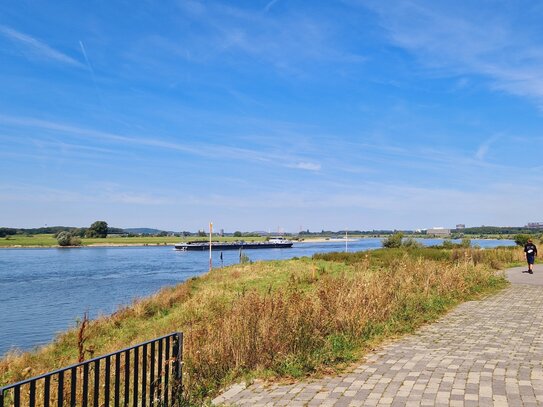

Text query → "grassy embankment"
[0,246,524,405]
[0,234,266,247]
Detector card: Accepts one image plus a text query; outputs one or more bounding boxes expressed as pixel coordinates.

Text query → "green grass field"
[0,234,267,247]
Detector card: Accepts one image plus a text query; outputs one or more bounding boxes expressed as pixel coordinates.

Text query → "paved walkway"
[213,264,543,406]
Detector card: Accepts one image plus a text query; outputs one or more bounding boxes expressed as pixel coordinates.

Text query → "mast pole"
[209,222,213,271]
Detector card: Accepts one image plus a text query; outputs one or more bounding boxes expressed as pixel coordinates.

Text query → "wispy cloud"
[475,135,500,161]
[0,183,172,205]
[0,114,323,172]
[0,25,83,67]
[265,0,281,13]
[289,161,321,171]
[361,1,543,106]
[128,2,366,77]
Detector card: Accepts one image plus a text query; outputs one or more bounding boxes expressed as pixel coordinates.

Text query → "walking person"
[524,239,538,274]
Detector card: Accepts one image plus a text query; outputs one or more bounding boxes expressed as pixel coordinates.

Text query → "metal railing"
[0,332,183,407]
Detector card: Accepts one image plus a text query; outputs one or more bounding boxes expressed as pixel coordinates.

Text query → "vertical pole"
[150,342,155,407]
[85,363,91,407]
[70,367,77,407]
[114,355,120,407]
[30,381,36,407]
[345,230,348,252]
[124,350,130,407]
[141,345,147,407]
[57,372,64,407]
[104,357,110,407]
[133,347,139,407]
[45,376,51,407]
[93,360,100,407]
[209,222,213,271]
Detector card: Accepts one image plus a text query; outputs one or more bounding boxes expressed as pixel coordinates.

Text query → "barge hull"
[174,242,294,251]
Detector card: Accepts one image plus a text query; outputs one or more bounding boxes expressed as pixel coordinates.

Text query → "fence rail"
[0,332,183,407]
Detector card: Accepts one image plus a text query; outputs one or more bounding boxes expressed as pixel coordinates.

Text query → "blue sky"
[1,0,542,232]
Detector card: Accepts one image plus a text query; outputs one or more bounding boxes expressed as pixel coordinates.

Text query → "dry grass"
[0,247,514,405]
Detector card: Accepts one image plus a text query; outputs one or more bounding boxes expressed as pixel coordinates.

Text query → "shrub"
[461,238,471,248]
[239,253,251,264]
[514,234,531,247]
[442,239,455,249]
[382,232,404,248]
[56,232,81,247]
[402,237,422,248]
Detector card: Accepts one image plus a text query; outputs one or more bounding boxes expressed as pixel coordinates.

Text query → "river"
[0,238,515,356]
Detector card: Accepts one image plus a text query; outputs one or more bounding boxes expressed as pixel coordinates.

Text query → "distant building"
[427,227,451,236]
[456,224,466,229]
[526,222,543,229]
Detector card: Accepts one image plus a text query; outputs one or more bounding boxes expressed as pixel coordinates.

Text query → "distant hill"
[123,228,176,235]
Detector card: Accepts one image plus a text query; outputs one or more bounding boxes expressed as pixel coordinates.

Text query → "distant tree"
[0,228,17,238]
[73,228,87,238]
[233,231,242,237]
[514,234,531,247]
[382,232,404,248]
[107,227,125,234]
[56,231,81,246]
[86,221,108,238]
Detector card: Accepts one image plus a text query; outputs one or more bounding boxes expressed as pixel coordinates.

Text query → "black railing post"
[82,363,89,407]
[57,371,64,407]
[105,355,111,407]
[172,332,183,405]
[114,353,120,407]
[0,388,4,407]
[142,344,147,407]
[157,339,163,402]
[124,350,130,407]
[164,336,170,407]
[29,380,36,407]
[70,366,77,407]
[94,359,100,407]
[44,375,51,407]
[150,341,155,407]
[133,346,139,406]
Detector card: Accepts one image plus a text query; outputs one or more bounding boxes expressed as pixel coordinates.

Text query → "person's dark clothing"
[525,242,538,265]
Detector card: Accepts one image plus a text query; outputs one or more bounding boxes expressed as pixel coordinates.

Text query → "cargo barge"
[174,238,293,251]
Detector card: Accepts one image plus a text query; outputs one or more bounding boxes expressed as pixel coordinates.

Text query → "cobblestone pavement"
[213,264,543,406]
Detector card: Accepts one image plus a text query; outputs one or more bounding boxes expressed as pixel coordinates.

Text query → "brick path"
[213,264,543,406]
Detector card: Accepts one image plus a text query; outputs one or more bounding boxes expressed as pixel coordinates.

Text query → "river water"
[0,238,515,356]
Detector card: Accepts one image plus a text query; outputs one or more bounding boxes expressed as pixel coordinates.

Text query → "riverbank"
[0,234,268,248]
[0,246,522,405]
[0,234,519,248]
[0,235,360,248]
